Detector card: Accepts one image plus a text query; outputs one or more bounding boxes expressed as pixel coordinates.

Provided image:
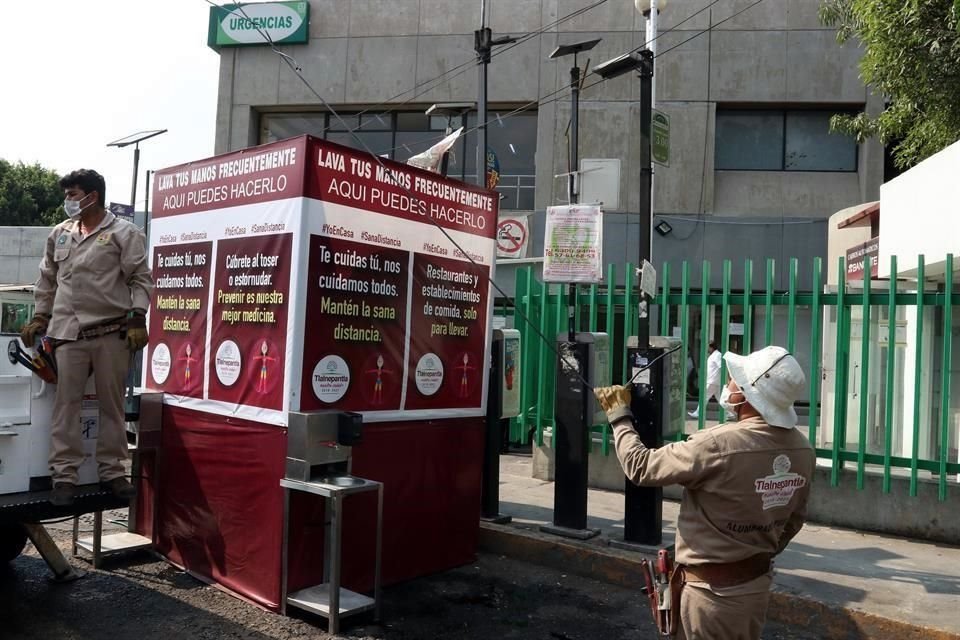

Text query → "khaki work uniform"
[612,416,815,640]
[34,212,153,485]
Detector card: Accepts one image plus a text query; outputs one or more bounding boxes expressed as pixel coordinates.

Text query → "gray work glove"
[20,313,50,348]
[593,384,634,424]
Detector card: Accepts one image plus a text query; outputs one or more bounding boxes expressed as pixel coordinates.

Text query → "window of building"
[715,109,859,172]
[259,110,537,210]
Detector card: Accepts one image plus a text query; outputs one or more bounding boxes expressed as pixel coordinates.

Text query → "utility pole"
[474,2,516,189]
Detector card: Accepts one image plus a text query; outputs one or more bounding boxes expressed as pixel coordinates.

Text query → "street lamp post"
[475,1,517,189]
[107,129,168,209]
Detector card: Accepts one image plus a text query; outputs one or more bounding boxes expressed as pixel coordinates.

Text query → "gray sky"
[1,0,221,212]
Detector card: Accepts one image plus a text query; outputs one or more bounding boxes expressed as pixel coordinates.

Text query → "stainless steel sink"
[317,476,366,487]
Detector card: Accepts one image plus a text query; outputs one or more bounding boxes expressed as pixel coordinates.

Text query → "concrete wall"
[0,227,49,285]
[532,438,960,543]
[214,0,883,276]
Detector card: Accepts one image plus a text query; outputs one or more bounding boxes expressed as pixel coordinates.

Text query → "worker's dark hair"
[708,340,718,350]
[59,169,106,207]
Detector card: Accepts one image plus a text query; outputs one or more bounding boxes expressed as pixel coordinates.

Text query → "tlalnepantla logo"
[754,455,807,510]
[209,2,309,48]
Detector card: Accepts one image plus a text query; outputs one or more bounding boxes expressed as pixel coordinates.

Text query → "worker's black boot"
[50,483,77,507]
[101,477,137,500]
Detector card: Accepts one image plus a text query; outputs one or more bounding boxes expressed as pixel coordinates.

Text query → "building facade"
[212,0,882,295]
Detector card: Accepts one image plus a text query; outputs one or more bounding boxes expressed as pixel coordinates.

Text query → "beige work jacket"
[34,212,153,341]
[612,416,815,567]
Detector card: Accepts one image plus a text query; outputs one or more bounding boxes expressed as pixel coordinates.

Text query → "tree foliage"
[819,0,960,169]
[0,160,65,227]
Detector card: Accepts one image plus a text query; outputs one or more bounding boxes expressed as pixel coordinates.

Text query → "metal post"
[481,333,511,523]
[567,62,581,341]
[475,27,491,189]
[144,169,152,216]
[637,50,654,349]
[130,144,140,208]
[645,0,658,263]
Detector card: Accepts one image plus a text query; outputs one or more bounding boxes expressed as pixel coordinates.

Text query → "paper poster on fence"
[542,204,603,283]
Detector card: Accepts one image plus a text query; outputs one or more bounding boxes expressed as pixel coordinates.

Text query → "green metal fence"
[500,255,960,499]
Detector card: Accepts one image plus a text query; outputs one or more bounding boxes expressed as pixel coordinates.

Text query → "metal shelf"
[281,475,383,634]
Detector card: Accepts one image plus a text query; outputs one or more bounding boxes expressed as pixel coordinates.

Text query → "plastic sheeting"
[153,405,484,610]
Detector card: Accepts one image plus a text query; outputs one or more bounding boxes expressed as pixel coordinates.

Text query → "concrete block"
[654,30,710,102]
[656,0,712,31]
[277,39,348,105]
[640,103,713,216]
[786,31,864,103]
[557,0,637,32]
[488,33,540,102]
[534,100,558,210]
[348,0,419,36]
[0,228,22,256]
[712,0,789,30]
[307,0,350,37]
[490,0,542,34]
[229,105,256,152]
[542,0,559,30]
[346,37,419,103]
[532,441,555,481]
[709,30,787,102]
[714,171,784,216]
[214,51,235,155]
[17,257,39,285]
[785,0,828,29]
[231,46,280,105]
[412,35,476,104]
[420,0,481,35]
[779,172,862,217]
[20,228,49,258]
[0,257,21,285]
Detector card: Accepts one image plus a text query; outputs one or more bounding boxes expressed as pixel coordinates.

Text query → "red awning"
[837,201,880,229]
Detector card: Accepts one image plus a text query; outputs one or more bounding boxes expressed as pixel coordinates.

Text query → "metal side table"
[280,476,382,634]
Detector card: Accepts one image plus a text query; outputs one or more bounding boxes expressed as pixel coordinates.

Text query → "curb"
[478,522,960,640]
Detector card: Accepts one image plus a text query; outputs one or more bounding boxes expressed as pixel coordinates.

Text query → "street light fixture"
[106,129,168,210]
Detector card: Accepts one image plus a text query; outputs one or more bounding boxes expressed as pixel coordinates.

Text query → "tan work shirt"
[612,416,814,567]
[34,212,154,341]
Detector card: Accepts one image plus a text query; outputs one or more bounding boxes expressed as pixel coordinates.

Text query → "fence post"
[910,256,925,496]
[938,254,953,501]
[883,256,897,493]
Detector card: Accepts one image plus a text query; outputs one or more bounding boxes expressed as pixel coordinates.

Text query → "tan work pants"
[50,333,130,485]
[676,574,772,640]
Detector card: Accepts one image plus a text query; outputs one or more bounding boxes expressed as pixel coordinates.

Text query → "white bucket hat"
[722,346,805,428]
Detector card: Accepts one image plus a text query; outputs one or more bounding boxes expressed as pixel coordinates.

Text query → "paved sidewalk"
[481,454,960,640]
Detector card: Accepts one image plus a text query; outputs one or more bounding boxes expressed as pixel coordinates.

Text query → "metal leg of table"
[328,493,342,635]
[71,516,79,557]
[92,511,103,569]
[280,487,290,616]
[374,484,383,621]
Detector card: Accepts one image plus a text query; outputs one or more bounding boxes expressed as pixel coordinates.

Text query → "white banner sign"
[542,204,603,283]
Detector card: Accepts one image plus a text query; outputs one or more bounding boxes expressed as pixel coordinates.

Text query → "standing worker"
[21,169,154,507]
[594,346,814,640]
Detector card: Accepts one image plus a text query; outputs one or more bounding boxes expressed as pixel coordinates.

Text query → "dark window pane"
[488,111,537,175]
[785,111,857,171]
[715,110,784,170]
[260,114,326,143]
[327,114,359,131]
[326,131,394,157]
[397,113,430,131]
[394,130,446,163]
[359,113,392,130]
[517,187,535,210]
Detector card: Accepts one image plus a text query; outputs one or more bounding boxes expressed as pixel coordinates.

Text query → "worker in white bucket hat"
[594,346,815,640]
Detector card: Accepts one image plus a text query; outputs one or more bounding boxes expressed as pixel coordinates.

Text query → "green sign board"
[208,2,309,49]
[652,110,670,167]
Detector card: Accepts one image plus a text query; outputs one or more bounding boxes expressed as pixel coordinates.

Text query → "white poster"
[542,204,603,283]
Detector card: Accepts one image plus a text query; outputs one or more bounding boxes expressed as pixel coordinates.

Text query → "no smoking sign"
[496,217,528,258]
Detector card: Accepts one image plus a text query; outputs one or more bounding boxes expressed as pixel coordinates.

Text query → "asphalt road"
[1,515,821,640]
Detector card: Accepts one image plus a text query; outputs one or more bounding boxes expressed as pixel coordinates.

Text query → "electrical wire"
[201,0,772,392]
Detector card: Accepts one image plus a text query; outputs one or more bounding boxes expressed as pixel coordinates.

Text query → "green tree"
[0,160,65,226]
[819,0,960,169]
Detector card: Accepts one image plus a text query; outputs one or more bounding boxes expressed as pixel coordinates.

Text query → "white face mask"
[719,385,746,417]
[64,193,93,218]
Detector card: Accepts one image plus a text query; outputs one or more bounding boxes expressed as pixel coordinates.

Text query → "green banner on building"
[208,2,309,49]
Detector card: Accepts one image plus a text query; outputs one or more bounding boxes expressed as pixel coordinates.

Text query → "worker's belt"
[680,553,772,589]
[77,320,125,340]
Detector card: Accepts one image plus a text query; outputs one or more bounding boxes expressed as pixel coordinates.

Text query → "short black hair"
[59,169,106,207]
[708,340,718,350]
